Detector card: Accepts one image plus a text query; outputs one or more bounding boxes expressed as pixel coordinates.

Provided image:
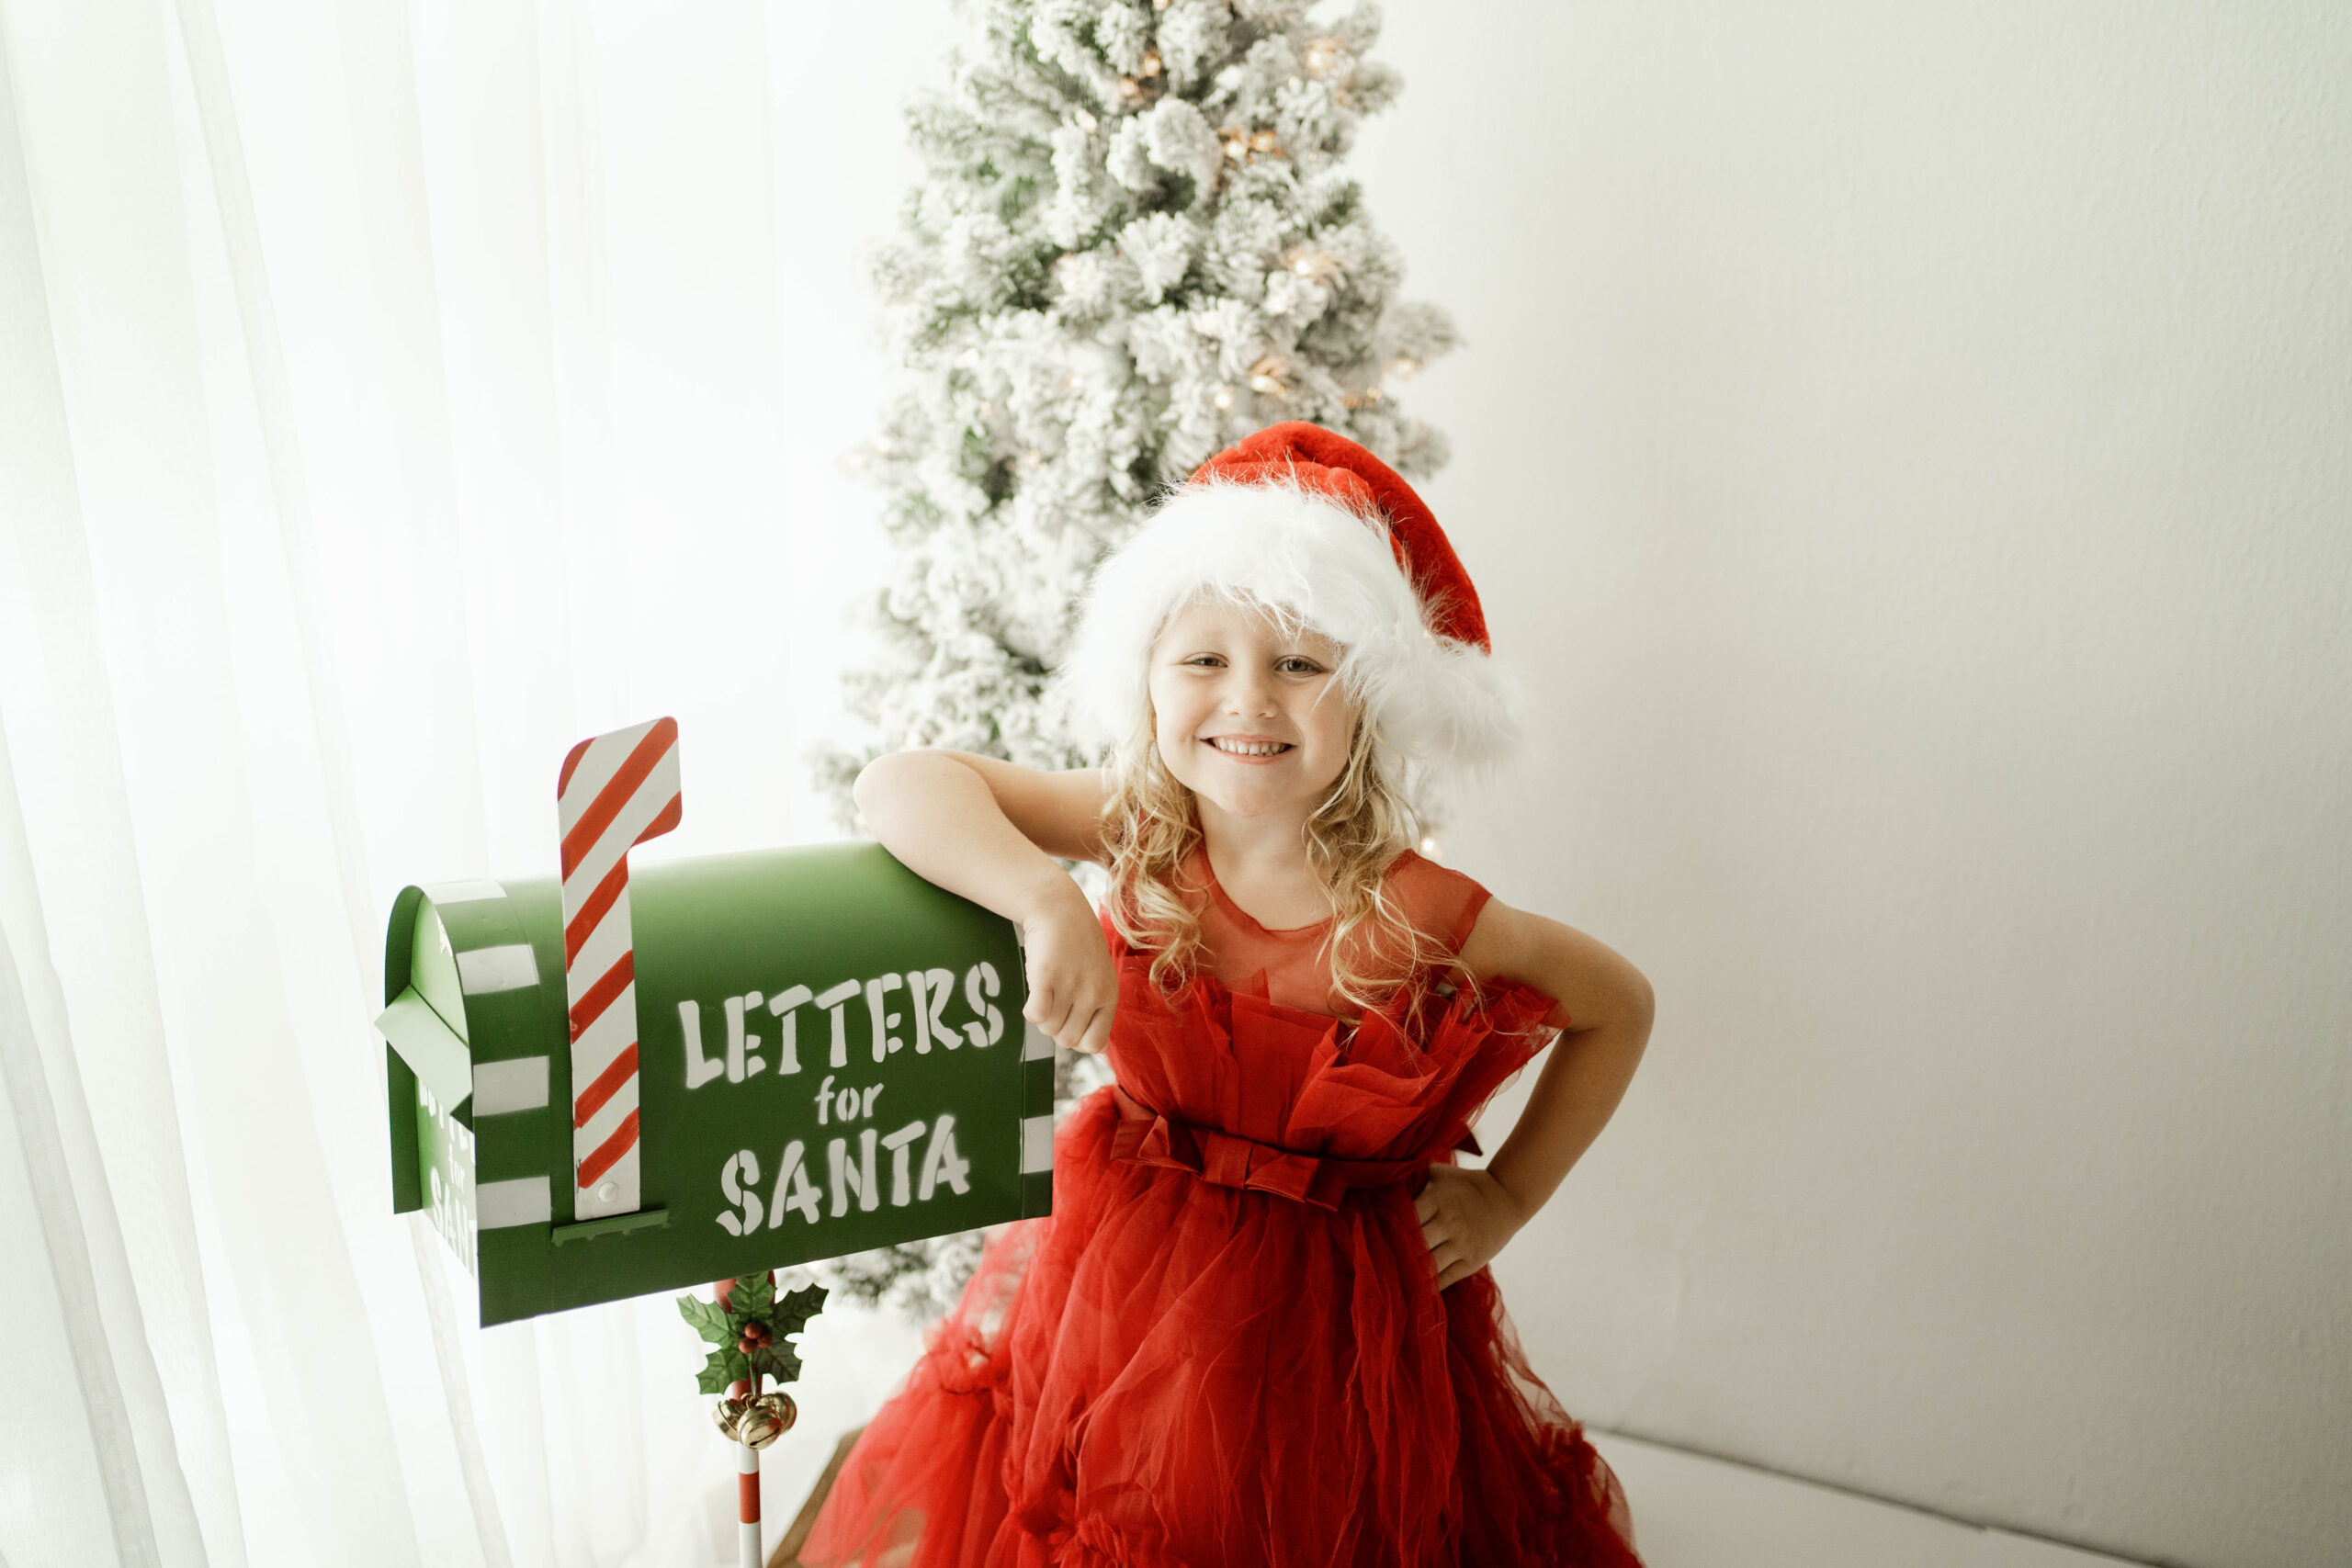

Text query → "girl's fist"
[1020,893,1118,1055]
[1413,1165,1530,1291]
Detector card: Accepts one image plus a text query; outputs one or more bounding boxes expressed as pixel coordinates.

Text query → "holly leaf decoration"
[747,1340,803,1385]
[754,1284,826,1388]
[774,1283,828,1341]
[727,1271,775,1323]
[678,1276,829,1400]
[676,1294,731,1347]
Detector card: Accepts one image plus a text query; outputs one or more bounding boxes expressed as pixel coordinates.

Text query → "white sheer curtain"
[0,1,940,1562]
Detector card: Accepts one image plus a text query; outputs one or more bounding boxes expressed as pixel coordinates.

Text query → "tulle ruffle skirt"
[798,1088,1643,1568]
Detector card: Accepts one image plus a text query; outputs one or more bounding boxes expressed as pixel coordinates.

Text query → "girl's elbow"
[854,748,977,827]
[852,750,913,818]
[1577,934,1653,1036]
[1621,966,1657,1037]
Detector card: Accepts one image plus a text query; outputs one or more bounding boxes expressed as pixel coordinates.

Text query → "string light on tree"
[1284,247,1346,282]
[1303,35,1351,77]
[1118,47,1165,106]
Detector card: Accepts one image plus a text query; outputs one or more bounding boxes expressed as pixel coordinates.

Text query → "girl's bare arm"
[1416,901,1655,1288]
[853,751,1119,1053]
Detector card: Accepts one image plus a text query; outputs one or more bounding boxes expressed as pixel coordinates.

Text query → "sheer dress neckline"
[1193,845,1421,940]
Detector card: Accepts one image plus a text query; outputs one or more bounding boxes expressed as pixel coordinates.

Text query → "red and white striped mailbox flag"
[558,716,682,1221]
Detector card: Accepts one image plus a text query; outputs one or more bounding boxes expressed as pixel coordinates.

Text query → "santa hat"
[1064,422,1522,785]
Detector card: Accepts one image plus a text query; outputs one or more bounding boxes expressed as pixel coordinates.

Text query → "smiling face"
[1147,594,1358,824]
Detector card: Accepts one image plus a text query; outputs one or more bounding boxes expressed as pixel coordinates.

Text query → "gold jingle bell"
[738,1392,797,1450]
[711,1394,752,1441]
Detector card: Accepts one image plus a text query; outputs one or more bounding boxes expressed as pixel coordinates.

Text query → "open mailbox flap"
[378,987,473,1111]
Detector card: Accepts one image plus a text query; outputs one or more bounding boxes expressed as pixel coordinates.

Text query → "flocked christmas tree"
[812,0,1457,1319]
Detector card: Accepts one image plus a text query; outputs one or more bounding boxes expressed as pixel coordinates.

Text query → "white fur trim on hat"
[1059,477,1524,790]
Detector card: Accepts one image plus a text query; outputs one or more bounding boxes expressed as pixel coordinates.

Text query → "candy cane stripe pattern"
[559,716,682,1220]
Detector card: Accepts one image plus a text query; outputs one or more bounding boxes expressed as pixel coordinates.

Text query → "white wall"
[1342,6,2351,1567]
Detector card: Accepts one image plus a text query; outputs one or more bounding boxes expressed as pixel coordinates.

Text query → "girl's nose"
[1222,670,1277,717]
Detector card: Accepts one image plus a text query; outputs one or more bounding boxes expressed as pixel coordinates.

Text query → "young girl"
[801,423,1653,1568]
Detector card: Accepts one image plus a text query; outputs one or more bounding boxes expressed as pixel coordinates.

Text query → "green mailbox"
[376,726,1048,1326]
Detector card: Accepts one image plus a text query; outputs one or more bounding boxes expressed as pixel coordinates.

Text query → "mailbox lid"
[379,879,565,1230]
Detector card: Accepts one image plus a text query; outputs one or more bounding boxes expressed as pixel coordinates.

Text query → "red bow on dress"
[1107,1086,1435,1210]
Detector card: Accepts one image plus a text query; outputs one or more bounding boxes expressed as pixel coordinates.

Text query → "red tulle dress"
[799,850,1643,1568]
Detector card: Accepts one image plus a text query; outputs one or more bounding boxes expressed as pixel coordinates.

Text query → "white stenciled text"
[714,1114,972,1235]
[680,962,1004,1090]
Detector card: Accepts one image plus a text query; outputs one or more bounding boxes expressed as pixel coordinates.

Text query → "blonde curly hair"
[1096,668,1455,1021]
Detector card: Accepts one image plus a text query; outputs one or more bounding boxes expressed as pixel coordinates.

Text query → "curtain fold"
[0,1,925,1562]
[1,14,236,1564]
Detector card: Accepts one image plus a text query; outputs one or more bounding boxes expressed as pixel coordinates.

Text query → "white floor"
[1588,1431,2154,1568]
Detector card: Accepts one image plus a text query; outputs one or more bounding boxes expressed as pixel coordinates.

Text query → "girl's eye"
[1277,657,1323,675]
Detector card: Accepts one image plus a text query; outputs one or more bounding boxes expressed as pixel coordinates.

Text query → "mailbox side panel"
[383,885,427,1214]
[387,1049,424,1213]
[1022,1021,1055,1219]
[414,1076,479,1269]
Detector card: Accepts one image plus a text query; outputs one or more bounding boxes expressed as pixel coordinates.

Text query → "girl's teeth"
[1211,739,1288,757]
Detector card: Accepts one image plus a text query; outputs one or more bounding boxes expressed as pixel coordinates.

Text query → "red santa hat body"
[1065,423,1522,789]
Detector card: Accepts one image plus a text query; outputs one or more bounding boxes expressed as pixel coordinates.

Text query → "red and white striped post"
[558,717,682,1221]
[736,1429,762,1568]
[718,1273,767,1568]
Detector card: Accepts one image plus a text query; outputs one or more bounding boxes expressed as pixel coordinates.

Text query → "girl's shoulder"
[1381,848,1495,956]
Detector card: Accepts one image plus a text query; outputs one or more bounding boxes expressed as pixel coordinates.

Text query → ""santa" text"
[715,1113,972,1235]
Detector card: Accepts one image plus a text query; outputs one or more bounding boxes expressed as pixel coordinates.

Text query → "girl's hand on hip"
[1020,893,1119,1055]
[1414,1165,1530,1291]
